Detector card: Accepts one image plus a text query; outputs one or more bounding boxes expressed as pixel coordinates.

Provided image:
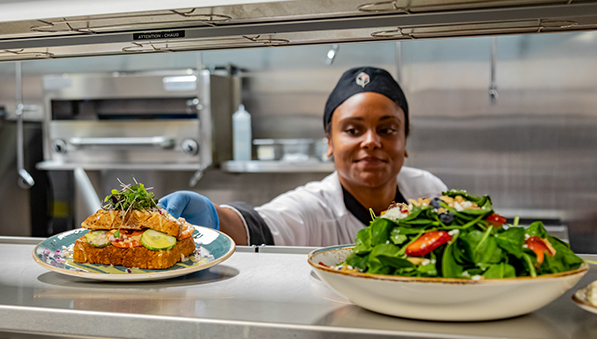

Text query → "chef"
[158,66,447,247]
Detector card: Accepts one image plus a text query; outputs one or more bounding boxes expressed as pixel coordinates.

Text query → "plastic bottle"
[232,104,252,161]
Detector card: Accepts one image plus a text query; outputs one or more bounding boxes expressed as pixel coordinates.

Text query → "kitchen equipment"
[38,70,239,172]
[254,138,329,162]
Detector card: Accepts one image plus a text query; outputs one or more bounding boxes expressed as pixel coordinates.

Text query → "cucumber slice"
[85,230,109,247]
[141,229,177,250]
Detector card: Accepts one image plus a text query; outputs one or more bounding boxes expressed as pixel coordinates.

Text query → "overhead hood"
[1,0,597,61]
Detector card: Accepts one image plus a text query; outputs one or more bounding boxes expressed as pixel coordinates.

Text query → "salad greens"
[103,179,158,212]
[344,189,583,279]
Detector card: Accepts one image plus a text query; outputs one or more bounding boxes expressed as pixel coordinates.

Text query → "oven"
[39,69,239,172]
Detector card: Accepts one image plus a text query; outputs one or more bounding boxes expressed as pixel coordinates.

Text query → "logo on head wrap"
[355,72,370,88]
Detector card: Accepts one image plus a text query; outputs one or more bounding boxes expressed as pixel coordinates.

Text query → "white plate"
[33,225,235,282]
[572,283,597,314]
[308,245,588,321]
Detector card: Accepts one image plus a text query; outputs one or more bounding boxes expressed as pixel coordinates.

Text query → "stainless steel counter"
[0,237,596,339]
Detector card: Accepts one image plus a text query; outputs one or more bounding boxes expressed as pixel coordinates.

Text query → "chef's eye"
[344,127,361,135]
[378,127,397,135]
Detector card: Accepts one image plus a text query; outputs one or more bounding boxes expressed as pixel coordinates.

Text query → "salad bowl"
[308,245,588,321]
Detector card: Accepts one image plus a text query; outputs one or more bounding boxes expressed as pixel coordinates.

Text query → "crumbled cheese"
[524,234,531,240]
[586,281,597,306]
[454,202,464,212]
[421,259,431,266]
[380,206,409,221]
[448,229,460,236]
[522,244,528,248]
[462,271,471,278]
[472,275,482,281]
[461,201,473,209]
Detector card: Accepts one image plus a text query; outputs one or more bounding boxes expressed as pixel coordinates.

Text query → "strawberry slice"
[405,231,452,257]
[486,213,507,228]
[525,236,556,267]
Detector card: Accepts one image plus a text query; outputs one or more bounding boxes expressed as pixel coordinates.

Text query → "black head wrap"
[323,66,409,135]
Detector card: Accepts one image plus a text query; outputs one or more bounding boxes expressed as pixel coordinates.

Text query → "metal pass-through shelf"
[0,237,596,339]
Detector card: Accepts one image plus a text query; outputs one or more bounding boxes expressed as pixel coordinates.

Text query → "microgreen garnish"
[103,178,158,212]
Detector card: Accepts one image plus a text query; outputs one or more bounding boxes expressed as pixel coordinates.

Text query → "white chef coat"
[224,166,447,247]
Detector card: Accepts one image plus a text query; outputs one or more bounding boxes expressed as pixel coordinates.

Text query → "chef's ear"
[326,137,333,158]
[405,150,409,158]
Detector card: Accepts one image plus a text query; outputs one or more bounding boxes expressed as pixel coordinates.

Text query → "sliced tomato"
[486,213,507,228]
[405,231,452,257]
[176,224,194,239]
[108,229,144,248]
[525,236,556,267]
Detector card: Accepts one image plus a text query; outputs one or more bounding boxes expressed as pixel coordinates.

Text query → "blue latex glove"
[157,191,220,230]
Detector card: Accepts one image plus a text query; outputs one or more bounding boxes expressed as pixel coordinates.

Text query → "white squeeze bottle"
[232,104,252,161]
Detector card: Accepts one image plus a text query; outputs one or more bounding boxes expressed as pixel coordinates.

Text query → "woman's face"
[327,92,407,189]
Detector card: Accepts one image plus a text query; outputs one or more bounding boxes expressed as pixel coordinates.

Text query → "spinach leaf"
[345,252,369,272]
[397,267,419,276]
[537,236,584,274]
[370,218,394,246]
[418,254,439,277]
[390,226,422,245]
[495,226,525,258]
[391,233,408,245]
[459,229,501,266]
[525,221,548,238]
[354,227,372,254]
[483,262,516,279]
[368,243,414,274]
[442,241,464,278]
[521,251,537,278]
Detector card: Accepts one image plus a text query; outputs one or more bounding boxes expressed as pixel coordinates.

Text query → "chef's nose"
[362,129,381,149]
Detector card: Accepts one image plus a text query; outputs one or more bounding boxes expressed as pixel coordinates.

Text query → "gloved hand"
[157,191,220,230]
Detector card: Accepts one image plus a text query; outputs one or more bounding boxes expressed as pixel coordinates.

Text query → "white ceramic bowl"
[308,245,588,321]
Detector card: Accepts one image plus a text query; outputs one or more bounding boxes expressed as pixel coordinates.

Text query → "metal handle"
[69,136,175,148]
[489,37,498,106]
[15,61,35,189]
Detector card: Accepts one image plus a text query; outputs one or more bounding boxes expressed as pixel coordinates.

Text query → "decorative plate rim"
[308,244,588,285]
[32,225,236,282]
[572,285,597,313]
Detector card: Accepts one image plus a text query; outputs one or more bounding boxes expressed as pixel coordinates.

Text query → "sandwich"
[73,180,196,270]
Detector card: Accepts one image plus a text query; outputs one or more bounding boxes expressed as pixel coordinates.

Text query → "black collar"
[342,186,406,226]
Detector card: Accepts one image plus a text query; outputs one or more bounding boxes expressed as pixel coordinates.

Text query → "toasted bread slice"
[73,236,196,269]
[81,210,122,230]
[81,208,182,237]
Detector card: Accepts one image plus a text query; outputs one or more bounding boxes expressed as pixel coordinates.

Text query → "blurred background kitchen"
[1,31,596,252]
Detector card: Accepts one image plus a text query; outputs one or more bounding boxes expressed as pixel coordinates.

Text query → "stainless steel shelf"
[36,160,203,171]
[221,160,335,173]
[0,239,596,339]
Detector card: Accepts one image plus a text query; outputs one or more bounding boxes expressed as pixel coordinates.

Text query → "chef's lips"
[323,66,409,136]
